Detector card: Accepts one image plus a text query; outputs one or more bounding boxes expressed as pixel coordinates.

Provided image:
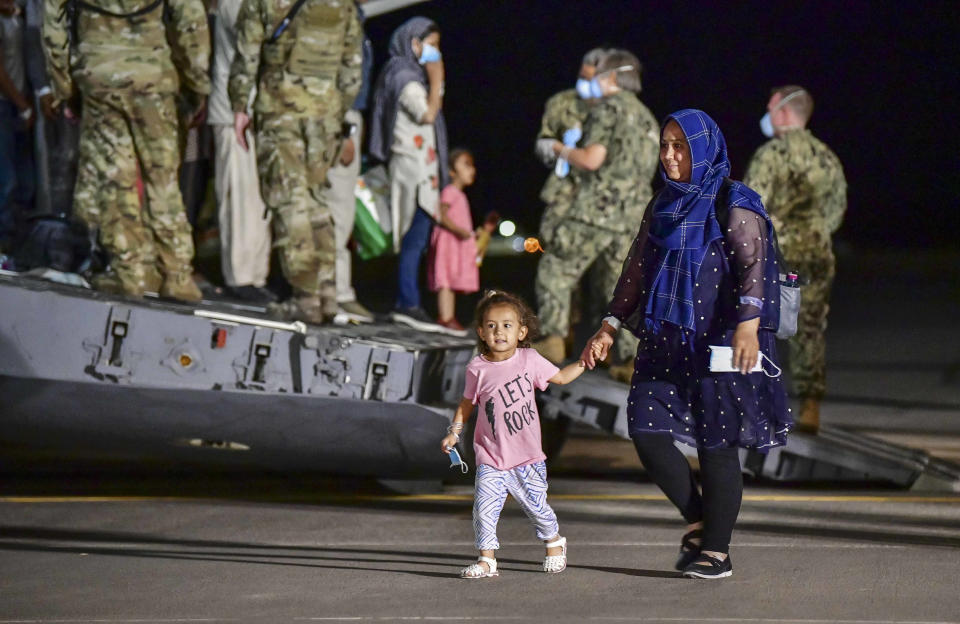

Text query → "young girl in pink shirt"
[428,149,478,334]
[441,291,590,579]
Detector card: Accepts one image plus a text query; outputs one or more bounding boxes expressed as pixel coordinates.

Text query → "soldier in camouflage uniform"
[531,48,603,364]
[533,50,659,381]
[43,0,210,301]
[744,85,847,433]
[534,47,605,249]
[230,0,362,324]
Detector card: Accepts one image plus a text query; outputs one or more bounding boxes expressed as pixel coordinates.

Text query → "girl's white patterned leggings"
[473,460,560,550]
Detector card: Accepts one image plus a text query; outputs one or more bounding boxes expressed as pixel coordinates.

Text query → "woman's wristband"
[600,317,619,333]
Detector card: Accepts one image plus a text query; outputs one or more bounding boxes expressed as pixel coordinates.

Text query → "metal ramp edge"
[542,370,960,491]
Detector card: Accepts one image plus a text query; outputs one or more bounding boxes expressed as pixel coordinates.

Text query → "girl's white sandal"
[543,536,567,573]
[460,556,498,579]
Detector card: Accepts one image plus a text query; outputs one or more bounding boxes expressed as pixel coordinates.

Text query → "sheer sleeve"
[726,207,769,323]
[605,211,652,324]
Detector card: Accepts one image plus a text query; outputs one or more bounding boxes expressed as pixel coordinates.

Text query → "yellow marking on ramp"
[557,494,960,504]
[0,496,193,503]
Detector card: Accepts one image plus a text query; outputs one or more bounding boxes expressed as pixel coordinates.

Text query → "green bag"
[353,181,391,261]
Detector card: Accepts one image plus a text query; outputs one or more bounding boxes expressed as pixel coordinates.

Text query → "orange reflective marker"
[524,237,544,253]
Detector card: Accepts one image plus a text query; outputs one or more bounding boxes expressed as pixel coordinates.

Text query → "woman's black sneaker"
[682,553,732,579]
[675,528,703,571]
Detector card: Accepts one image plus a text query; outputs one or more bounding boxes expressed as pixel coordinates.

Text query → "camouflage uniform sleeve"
[229,0,265,113]
[336,3,363,109]
[41,0,73,104]
[744,142,786,230]
[166,0,212,96]
[823,156,848,234]
[537,93,565,140]
[581,99,616,149]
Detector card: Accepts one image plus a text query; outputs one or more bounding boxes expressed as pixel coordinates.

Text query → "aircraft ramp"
[542,369,960,491]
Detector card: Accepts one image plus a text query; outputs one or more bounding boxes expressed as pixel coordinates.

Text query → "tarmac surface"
[1,473,959,623]
[2,246,959,622]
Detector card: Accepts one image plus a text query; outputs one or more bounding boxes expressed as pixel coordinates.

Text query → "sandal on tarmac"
[682,553,732,579]
[675,528,703,571]
[543,536,567,574]
[460,556,498,579]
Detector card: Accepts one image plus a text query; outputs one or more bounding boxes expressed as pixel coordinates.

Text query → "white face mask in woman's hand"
[708,345,782,377]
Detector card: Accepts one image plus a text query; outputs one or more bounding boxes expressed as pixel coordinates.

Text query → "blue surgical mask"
[576,77,604,100]
[759,112,775,138]
[760,89,807,138]
[575,78,592,99]
[447,446,469,474]
[418,43,442,65]
[587,77,604,99]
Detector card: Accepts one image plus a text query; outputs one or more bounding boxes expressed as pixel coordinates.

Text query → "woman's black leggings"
[632,432,743,553]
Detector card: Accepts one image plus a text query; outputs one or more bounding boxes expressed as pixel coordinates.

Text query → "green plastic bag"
[353,179,391,260]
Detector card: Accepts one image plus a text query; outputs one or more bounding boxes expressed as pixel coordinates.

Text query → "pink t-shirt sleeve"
[440,185,459,207]
[462,361,480,404]
[527,349,560,391]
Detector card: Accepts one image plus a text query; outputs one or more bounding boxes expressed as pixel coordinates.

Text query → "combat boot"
[143,269,163,294]
[532,334,565,365]
[90,271,130,296]
[795,398,820,434]
[106,264,163,298]
[320,295,339,324]
[268,295,328,325]
[160,273,203,303]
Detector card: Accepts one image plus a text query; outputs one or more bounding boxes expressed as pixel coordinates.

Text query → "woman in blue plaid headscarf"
[580,109,791,579]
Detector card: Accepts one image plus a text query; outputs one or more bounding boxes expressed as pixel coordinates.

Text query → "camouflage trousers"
[538,198,572,248]
[535,219,639,363]
[256,113,338,313]
[74,89,195,294]
[785,252,836,400]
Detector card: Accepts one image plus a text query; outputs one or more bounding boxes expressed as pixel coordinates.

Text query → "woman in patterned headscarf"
[581,109,792,579]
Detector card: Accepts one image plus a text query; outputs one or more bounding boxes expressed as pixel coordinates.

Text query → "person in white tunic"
[322,8,375,324]
[368,16,448,330]
[208,0,273,303]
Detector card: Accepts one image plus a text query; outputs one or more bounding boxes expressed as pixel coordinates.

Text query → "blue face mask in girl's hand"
[418,43,442,65]
[576,77,604,100]
[447,446,469,474]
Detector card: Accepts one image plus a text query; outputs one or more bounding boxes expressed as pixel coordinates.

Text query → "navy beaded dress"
[606,110,792,451]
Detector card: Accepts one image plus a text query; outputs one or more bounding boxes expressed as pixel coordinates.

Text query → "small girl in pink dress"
[428,149,479,333]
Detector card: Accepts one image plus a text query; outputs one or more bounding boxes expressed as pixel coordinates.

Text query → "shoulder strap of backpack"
[75,0,164,19]
[269,0,312,43]
[67,0,165,45]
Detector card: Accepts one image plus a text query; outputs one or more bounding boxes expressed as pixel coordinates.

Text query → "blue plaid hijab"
[645,109,731,330]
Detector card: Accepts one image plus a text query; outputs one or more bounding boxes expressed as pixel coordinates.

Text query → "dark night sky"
[364,0,960,247]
